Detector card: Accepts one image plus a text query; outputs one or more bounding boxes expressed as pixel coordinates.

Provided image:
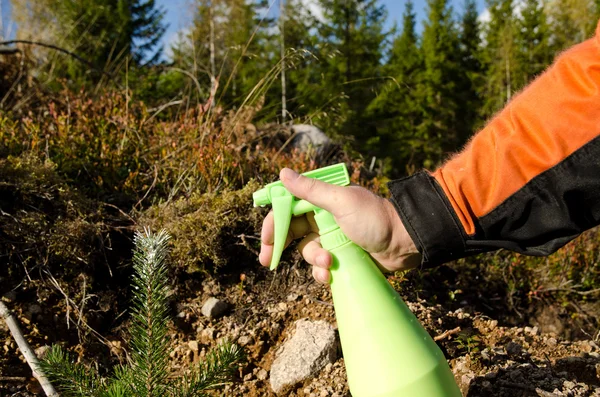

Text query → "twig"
[236,234,260,256]
[434,326,462,341]
[536,286,600,296]
[46,271,112,347]
[0,40,116,82]
[0,47,19,55]
[0,376,27,382]
[0,300,58,397]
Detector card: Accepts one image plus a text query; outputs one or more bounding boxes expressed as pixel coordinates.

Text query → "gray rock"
[201,297,228,318]
[290,125,331,156]
[269,319,338,394]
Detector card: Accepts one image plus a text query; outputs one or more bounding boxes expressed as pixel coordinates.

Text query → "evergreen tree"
[268,0,322,121]
[456,0,483,144]
[366,0,422,175]
[40,229,244,396]
[480,0,516,119]
[171,0,271,106]
[547,0,596,53]
[515,0,551,89]
[416,0,461,169]
[316,0,389,142]
[13,0,166,84]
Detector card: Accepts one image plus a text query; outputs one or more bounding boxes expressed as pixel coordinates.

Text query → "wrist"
[384,198,422,270]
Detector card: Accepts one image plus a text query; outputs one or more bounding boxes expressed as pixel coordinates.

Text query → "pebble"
[257,369,268,381]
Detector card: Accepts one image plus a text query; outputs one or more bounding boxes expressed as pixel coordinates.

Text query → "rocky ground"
[2,262,600,397]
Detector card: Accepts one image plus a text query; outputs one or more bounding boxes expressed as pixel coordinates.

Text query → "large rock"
[270,319,338,394]
[290,124,331,156]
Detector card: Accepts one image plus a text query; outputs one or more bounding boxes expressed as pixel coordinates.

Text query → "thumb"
[280,168,344,214]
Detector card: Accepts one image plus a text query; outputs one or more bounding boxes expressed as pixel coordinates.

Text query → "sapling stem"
[0,300,58,397]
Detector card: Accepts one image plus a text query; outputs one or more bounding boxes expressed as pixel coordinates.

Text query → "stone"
[289,125,331,156]
[506,341,523,357]
[35,345,51,359]
[257,369,268,381]
[188,340,199,352]
[201,297,228,318]
[269,319,338,394]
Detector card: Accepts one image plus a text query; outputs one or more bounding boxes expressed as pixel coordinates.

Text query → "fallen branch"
[0,300,58,397]
[434,326,461,341]
[0,40,116,82]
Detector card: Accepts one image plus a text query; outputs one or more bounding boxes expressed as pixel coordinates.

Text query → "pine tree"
[515,0,551,89]
[40,229,244,396]
[269,0,322,120]
[316,0,389,145]
[13,0,166,84]
[128,0,168,64]
[366,0,422,175]
[456,0,483,145]
[416,0,461,169]
[547,0,596,53]
[170,0,271,107]
[480,0,516,119]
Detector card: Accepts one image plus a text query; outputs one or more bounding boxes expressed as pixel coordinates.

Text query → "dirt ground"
[1,261,600,397]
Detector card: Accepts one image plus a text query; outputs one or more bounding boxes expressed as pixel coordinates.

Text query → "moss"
[139,180,263,274]
[0,155,112,285]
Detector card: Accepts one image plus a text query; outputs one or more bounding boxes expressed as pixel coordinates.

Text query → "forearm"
[390,23,600,267]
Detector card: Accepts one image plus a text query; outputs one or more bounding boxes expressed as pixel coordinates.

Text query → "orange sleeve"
[389,21,600,266]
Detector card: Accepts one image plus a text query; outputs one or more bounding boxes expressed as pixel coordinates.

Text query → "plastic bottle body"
[328,240,462,397]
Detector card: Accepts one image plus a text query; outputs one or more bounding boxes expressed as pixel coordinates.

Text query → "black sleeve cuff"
[388,172,468,267]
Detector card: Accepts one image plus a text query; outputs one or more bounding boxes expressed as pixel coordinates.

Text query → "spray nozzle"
[253,163,351,270]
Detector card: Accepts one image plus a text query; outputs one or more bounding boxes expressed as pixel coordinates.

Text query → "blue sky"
[1,0,487,56]
[158,0,487,58]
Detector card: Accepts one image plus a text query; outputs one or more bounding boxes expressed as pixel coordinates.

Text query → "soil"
[1,259,600,397]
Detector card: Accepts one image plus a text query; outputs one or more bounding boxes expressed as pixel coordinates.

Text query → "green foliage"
[170,0,273,107]
[366,0,422,175]
[0,89,316,204]
[456,0,484,141]
[515,0,551,88]
[547,0,597,54]
[129,229,171,394]
[39,229,244,397]
[14,0,166,86]
[416,0,462,169]
[480,0,517,118]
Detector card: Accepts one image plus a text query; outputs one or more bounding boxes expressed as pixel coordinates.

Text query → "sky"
[0,0,487,58]
[158,0,487,59]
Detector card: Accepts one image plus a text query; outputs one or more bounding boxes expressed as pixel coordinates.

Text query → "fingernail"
[280,168,299,182]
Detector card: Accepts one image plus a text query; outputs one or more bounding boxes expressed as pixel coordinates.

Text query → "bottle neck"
[314,210,350,250]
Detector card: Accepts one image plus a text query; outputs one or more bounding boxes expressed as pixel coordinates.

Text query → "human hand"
[259,168,421,284]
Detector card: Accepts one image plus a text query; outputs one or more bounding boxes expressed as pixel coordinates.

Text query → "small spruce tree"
[40,229,243,397]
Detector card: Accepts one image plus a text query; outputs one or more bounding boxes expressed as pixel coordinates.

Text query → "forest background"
[6,0,597,176]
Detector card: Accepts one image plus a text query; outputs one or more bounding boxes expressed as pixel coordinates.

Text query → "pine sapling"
[40,228,244,397]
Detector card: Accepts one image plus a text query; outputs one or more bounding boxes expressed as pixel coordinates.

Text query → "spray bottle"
[253,163,462,397]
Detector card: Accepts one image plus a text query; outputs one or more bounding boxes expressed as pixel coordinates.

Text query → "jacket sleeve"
[388,22,600,267]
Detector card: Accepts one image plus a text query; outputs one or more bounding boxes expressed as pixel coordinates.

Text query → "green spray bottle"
[253,163,462,397]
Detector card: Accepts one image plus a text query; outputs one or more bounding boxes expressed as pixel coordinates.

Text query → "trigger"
[270,195,293,271]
